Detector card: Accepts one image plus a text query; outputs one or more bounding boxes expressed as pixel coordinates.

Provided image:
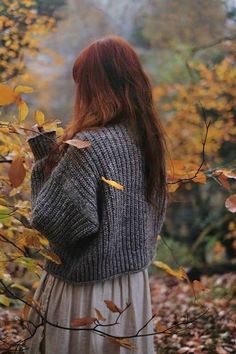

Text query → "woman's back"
[29,121,167,285]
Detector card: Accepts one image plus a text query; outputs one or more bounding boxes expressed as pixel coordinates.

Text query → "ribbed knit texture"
[27,122,167,285]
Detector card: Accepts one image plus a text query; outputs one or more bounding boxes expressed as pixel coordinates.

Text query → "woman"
[25,35,169,354]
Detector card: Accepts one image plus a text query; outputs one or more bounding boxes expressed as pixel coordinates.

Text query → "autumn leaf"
[213,168,236,180]
[192,172,206,183]
[94,308,106,321]
[0,294,10,307]
[14,85,34,94]
[23,295,41,310]
[40,249,62,264]
[225,194,236,213]
[167,182,180,193]
[101,176,124,190]
[16,99,29,122]
[10,283,29,292]
[71,316,97,327]
[192,280,209,293]
[153,261,188,281]
[108,337,136,350]
[8,156,26,188]
[104,300,122,313]
[0,84,18,105]
[64,139,91,149]
[25,235,41,249]
[35,110,45,126]
[155,322,171,334]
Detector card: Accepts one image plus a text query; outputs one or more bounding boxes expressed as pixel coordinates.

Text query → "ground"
[0,273,235,353]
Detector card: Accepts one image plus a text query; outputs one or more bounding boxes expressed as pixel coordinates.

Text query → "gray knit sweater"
[27,122,167,284]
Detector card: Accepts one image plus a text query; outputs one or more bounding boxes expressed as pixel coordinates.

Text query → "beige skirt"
[25,268,155,354]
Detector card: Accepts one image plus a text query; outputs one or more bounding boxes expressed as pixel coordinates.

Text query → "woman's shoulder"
[74,121,136,151]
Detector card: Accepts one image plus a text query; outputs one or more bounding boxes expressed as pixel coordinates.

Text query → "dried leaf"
[192,280,209,292]
[108,337,136,350]
[64,139,91,149]
[155,322,171,334]
[8,156,26,188]
[40,249,62,264]
[94,308,106,321]
[104,300,122,313]
[101,176,124,190]
[71,316,96,327]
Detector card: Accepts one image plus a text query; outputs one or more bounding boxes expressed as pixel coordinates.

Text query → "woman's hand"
[31,124,45,134]
[26,124,46,141]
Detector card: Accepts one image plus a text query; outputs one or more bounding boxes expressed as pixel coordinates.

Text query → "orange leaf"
[40,249,62,264]
[192,172,206,184]
[104,300,122,313]
[108,337,136,350]
[192,280,209,292]
[155,322,171,334]
[71,316,96,327]
[8,156,26,188]
[0,84,17,105]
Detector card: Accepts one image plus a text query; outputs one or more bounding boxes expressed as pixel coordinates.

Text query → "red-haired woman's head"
[45,35,169,212]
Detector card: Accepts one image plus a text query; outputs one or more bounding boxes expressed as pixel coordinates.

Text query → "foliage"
[155,41,236,264]
[0,0,56,81]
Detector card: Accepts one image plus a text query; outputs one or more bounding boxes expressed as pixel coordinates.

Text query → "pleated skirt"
[25,268,155,354]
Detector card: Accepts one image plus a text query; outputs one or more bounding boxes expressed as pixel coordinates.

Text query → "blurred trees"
[134,0,228,49]
[154,41,236,268]
[0,0,57,82]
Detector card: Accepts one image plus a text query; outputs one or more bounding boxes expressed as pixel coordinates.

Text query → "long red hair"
[43,35,169,213]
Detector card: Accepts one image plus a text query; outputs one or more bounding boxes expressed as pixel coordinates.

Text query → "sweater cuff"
[27,131,57,160]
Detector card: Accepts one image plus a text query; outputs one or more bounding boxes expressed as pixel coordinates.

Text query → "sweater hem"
[43,259,155,286]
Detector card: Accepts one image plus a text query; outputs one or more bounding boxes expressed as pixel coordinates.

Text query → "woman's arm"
[27,131,100,246]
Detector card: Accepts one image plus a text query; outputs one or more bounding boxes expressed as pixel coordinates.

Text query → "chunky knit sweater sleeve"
[27,130,100,247]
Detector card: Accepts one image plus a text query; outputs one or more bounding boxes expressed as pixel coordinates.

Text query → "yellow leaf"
[101,176,124,190]
[0,294,10,307]
[0,84,17,105]
[14,85,34,94]
[40,249,62,264]
[35,111,45,126]
[153,261,188,281]
[16,99,29,122]
[10,283,29,292]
